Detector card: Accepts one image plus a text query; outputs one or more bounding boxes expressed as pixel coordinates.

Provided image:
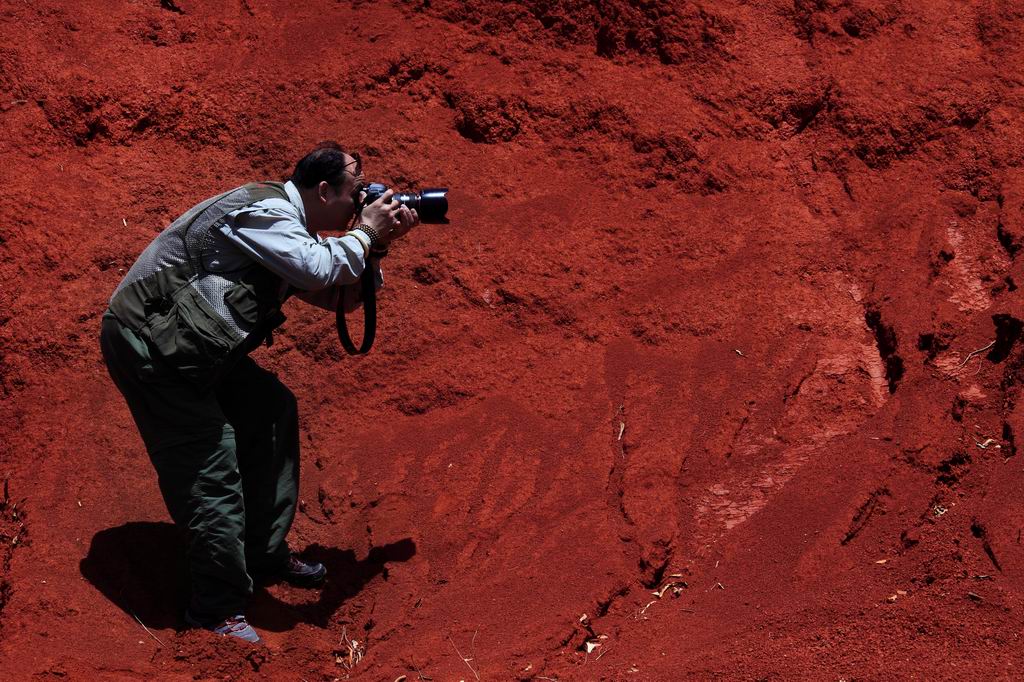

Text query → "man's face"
[316,153,363,231]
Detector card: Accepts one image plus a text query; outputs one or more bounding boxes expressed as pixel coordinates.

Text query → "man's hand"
[389,204,419,243]
[358,190,419,243]
[358,188,400,240]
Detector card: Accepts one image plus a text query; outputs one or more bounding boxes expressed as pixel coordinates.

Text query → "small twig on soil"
[130,610,165,647]
[448,632,480,682]
[595,646,611,661]
[652,580,687,598]
[336,626,365,670]
[955,341,995,371]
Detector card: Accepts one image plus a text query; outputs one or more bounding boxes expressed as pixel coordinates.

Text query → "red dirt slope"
[2,0,1024,679]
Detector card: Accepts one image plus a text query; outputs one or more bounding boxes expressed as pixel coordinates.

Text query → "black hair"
[290,141,360,189]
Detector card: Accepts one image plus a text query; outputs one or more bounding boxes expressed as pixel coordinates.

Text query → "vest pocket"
[145,287,235,384]
[224,279,287,351]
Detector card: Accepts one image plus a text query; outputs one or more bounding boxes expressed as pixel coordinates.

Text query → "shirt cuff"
[344,230,371,258]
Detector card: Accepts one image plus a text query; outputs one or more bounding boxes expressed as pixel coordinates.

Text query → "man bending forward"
[100,142,417,643]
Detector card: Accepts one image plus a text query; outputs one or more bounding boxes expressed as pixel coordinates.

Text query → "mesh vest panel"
[107,183,292,387]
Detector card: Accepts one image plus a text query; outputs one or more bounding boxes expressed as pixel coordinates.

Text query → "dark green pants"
[99,313,299,622]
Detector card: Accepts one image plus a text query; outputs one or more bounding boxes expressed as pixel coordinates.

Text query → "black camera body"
[361,182,449,224]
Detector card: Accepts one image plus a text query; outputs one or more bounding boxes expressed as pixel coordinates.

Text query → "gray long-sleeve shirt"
[207,180,381,310]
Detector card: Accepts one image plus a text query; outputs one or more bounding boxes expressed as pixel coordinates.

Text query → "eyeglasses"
[346,151,362,175]
[345,152,365,206]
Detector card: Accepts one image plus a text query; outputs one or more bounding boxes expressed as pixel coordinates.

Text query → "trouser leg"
[100,315,251,622]
[216,356,300,575]
[149,426,250,622]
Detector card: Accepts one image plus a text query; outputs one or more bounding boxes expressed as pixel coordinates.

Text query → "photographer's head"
[292,141,363,233]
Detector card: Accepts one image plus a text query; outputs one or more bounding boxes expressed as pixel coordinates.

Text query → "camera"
[360,182,449,224]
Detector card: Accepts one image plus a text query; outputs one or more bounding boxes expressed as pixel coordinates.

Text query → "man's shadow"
[80,522,415,631]
[246,540,416,632]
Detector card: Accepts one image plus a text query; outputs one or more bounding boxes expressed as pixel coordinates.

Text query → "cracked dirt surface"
[3,0,1024,679]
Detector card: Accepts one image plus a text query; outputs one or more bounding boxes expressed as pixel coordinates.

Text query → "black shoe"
[265,554,326,588]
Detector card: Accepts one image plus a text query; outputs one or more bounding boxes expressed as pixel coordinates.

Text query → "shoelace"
[217,616,251,634]
[286,556,318,574]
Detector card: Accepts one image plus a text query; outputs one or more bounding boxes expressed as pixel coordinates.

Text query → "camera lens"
[361,184,449,224]
[394,192,418,211]
[416,188,449,224]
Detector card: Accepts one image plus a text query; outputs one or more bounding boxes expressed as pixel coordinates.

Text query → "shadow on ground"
[79,521,188,630]
[80,521,416,632]
[248,539,417,631]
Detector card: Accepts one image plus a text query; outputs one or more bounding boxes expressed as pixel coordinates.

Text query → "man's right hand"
[358,189,403,242]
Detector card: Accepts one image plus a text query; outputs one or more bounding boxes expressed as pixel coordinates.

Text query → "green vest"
[109,182,292,389]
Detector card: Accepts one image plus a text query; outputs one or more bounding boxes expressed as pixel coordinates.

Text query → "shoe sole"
[184,611,262,644]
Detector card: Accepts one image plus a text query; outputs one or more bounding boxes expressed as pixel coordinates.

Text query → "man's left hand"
[387,205,419,244]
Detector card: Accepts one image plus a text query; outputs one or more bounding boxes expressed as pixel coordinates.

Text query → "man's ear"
[317,180,331,203]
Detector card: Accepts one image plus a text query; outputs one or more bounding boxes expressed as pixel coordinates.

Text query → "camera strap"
[336,267,377,355]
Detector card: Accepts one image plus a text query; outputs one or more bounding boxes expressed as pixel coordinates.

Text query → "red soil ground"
[2,0,1024,678]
